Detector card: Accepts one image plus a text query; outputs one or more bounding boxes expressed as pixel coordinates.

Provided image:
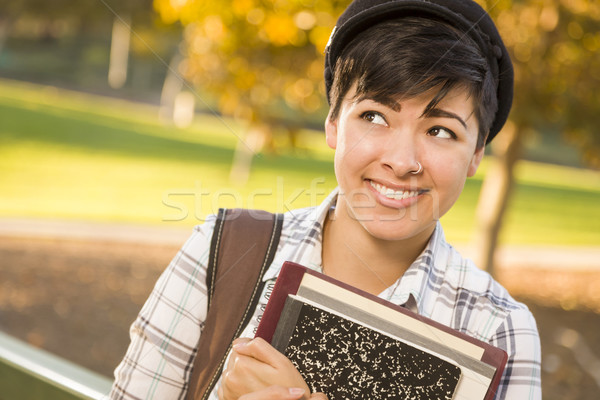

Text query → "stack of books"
[255,262,507,400]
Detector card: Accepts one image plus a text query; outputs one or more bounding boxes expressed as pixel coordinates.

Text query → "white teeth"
[370,181,419,200]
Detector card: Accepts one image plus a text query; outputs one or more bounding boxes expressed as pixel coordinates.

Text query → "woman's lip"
[365,180,428,209]
[366,178,427,194]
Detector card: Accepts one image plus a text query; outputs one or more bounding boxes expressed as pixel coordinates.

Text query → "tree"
[473,0,600,274]
[154,0,351,182]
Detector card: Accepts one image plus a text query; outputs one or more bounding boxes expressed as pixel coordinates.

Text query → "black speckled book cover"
[273,296,461,400]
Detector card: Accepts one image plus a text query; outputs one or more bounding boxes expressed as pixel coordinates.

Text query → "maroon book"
[255,261,508,400]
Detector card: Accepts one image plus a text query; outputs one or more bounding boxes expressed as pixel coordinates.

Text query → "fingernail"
[288,388,305,396]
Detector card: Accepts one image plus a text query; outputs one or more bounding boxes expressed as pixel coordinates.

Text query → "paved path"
[1,217,599,270]
[0,218,191,246]
[455,244,600,271]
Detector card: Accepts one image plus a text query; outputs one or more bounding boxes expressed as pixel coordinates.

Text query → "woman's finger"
[226,337,254,373]
[237,386,306,400]
[232,337,286,366]
[222,353,275,393]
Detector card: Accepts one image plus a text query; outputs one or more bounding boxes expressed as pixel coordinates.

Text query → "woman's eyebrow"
[355,95,402,111]
[421,108,468,129]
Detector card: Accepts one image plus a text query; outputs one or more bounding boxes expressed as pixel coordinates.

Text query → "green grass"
[0,80,337,224]
[0,79,598,245]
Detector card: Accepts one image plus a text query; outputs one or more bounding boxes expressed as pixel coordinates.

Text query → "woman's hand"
[234,386,328,400]
[218,337,319,400]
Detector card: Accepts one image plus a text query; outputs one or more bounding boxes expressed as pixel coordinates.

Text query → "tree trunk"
[159,53,185,123]
[229,123,270,184]
[108,16,131,89]
[472,122,523,276]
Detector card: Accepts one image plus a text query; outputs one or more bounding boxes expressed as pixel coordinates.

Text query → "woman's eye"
[428,126,457,139]
[360,111,387,126]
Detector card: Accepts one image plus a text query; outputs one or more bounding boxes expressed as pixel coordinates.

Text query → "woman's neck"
[321,206,434,296]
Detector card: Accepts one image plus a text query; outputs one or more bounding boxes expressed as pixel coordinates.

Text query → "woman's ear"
[324,112,338,150]
[467,145,485,177]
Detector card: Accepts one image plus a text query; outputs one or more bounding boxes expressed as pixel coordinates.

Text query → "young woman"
[111,1,541,399]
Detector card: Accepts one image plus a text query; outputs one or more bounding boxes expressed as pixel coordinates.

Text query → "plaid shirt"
[110,189,541,399]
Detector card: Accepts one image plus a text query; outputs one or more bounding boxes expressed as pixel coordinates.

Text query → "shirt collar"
[264,188,451,316]
[262,187,338,282]
[385,221,450,315]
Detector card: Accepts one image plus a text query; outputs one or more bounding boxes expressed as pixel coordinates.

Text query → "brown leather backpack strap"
[187,208,283,400]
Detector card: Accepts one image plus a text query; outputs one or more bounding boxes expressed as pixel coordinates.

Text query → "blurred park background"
[0,0,599,398]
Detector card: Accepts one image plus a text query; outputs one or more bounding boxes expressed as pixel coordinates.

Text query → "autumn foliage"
[478,0,600,167]
[154,0,350,124]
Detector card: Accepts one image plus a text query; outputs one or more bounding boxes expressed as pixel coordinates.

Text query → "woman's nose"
[379,131,422,177]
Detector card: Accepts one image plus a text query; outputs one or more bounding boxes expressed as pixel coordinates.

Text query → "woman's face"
[325,85,484,243]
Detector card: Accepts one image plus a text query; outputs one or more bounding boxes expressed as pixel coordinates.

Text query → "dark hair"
[328,17,498,149]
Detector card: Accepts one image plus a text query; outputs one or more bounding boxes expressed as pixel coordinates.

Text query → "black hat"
[324,0,513,143]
